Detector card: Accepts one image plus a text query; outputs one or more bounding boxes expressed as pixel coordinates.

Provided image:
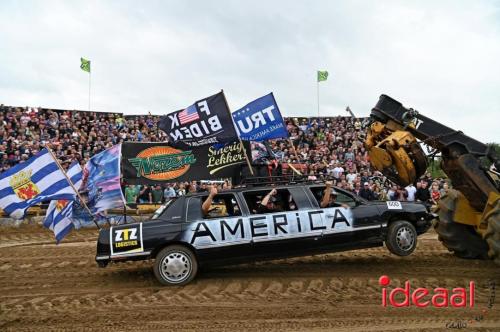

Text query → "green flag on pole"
[317,70,328,82]
[80,58,91,73]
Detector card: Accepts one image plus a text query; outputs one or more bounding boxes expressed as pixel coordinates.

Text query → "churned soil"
[0,224,499,331]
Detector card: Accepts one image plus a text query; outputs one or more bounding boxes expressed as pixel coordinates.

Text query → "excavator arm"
[365,95,499,213]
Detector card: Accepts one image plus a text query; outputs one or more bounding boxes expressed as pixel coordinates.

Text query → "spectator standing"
[151,185,164,204]
[395,186,408,201]
[346,170,357,184]
[405,183,417,202]
[164,184,176,199]
[344,148,354,161]
[138,185,152,203]
[415,181,431,204]
[124,185,139,204]
[332,163,344,179]
[430,182,441,205]
[440,182,450,197]
[177,183,186,196]
[360,170,370,184]
[387,185,397,201]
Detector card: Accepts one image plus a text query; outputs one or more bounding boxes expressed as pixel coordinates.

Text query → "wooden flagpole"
[46,144,100,229]
[288,138,300,162]
[221,90,254,176]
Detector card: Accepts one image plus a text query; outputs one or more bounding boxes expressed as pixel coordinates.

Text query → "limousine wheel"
[385,220,417,256]
[154,245,198,286]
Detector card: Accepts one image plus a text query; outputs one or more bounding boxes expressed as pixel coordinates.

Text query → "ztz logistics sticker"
[110,224,144,256]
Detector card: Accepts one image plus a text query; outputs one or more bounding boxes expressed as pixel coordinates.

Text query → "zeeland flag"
[81,144,124,214]
[0,149,77,219]
[158,91,238,147]
[232,93,288,141]
[43,162,83,243]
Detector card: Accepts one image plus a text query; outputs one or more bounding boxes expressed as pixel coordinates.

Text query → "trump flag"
[232,93,288,141]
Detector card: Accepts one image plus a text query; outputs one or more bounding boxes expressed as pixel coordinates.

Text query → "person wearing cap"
[320,181,349,208]
[359,182,375,201]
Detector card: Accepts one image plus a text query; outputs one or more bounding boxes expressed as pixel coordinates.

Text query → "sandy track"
[0,225,499,331]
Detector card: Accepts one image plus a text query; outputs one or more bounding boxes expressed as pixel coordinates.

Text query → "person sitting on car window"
[255,189,283,214]
[320,181,349,208]
[201,186,219,218]
[288,194,297,211]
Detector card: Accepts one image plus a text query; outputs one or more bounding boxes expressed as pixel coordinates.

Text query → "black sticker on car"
[110,223,144,256]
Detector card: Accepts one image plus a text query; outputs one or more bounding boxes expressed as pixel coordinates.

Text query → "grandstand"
[0,104,443,212]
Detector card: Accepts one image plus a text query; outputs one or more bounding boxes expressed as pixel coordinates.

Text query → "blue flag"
[43,162,83,243]
[81,144,124,214]
[232,93,288,141]
[0,149,77,219]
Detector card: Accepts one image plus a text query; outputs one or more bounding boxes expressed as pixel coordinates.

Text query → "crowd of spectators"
[0,104,449,207]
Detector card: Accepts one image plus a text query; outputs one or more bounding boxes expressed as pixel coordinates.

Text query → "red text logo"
[379,275,475,308]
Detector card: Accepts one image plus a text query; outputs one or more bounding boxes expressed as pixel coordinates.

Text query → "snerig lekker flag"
[80,58,91,73]
[158,91,238,147]
[317,70,328,82]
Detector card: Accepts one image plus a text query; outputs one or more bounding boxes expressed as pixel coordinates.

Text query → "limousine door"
[183,195,254,264]
[247,187,326,260]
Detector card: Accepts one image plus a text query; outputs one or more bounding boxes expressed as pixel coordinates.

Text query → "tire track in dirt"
[1,226,499,331]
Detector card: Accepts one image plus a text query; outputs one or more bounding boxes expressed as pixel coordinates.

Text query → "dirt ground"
[0,225,499,332]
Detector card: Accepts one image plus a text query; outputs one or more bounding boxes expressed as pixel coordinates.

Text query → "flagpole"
[288,138,300,163]
[88,70,91,112]
[317,73,320,117]
[221,90,254,176]
[46,145,100,229]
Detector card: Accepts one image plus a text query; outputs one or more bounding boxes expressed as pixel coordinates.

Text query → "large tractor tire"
[484,200,500,265]
[434,190,489,259]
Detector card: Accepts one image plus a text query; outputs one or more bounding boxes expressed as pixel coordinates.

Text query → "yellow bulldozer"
[364,95,500,263]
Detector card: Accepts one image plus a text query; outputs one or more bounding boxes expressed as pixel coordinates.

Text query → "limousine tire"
[154,245,198,286]
[385,220,417,256]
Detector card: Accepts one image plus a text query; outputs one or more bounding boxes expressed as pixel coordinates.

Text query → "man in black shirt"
[415,181,431,204]
[138,185,152,203]
[359,182,375,201]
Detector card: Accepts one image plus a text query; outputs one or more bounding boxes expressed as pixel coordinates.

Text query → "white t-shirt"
[332,167,344,179]
[405,185,417,201]
[346,173,357,184]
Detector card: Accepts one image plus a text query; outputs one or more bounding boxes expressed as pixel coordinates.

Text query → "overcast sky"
[0,0,499,141]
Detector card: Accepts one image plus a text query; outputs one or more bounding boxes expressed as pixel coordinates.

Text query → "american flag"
[178,105,200,125]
